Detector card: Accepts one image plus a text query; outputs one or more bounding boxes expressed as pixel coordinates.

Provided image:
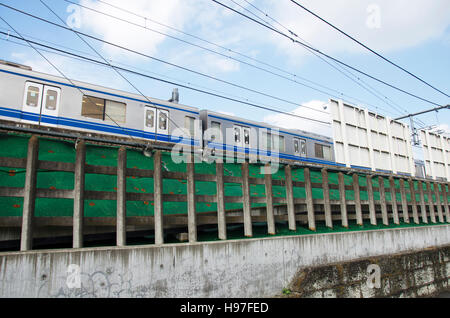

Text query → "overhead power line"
[62,0,428,120]
[0,2,330,116]
[0,31,331,126]
[210,0,443,107]
[0,16,139,142]
[0,31,308,118]
[39,0,184,134]
[232,0,430,128]
[289,0,450,99]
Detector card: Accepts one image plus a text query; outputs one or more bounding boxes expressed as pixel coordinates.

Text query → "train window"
[145,108,155,128]
[45,89,58,110]
[262,132,271,151]
[294,138,307,156]
[211,121,221,142]
[315,144,323,158]
[82,95,104,120]
[273,135,285,152]
[315,144,332,160]
[159,111,168,131]
[185,116,195,136]
[300,139,307,155]
[26,85,41,107]
[323,146,332,160]
[105,100,126,124]
[243,128,250,146]
[234,127,241,144]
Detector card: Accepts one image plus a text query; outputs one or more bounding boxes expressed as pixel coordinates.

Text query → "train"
[0,60,342,168]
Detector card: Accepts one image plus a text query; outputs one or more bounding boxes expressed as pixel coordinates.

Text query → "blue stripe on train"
[0,106,200,146]
[207,141,343,166]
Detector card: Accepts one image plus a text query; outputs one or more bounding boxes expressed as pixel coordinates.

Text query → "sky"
[0,0,449,157]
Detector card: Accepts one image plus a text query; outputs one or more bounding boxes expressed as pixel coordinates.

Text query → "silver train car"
[0,60,337,166]
[200,110,338,166]
[0,61,202,149]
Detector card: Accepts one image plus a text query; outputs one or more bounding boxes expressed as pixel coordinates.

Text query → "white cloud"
[260,0,450,63]
[77,0,191,59]
[263,100,332,136]
[428,123,450,137]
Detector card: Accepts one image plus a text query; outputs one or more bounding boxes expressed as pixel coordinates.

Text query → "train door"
[294,138,307,157]
[40,86,61,127]
[243,127,251,152]
[22,82,43,124]
[143,106,156,140]
[156,109,169,140]
[233,125,244,148]
[22,82,60,127]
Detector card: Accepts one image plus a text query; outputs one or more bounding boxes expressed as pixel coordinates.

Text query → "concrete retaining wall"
[285,245,450,298]
[0,225,449,298]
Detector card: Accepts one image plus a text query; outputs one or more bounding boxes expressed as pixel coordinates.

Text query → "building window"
[82,95,105,120]
[185,116,195,136]
[26,85,40,107]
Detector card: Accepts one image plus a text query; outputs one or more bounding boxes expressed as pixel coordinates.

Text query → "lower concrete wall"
[284,245,450,298]
[0,225,449,298]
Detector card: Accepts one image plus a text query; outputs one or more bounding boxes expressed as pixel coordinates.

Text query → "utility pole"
[395,105,449,146]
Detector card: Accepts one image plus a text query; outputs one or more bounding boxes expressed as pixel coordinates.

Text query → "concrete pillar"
[353,174,363,226]
[215,159,226,240]
[20,136,39,251]
[73,140,86,249]
[433,183,444,223]
[116,147,127,247]
[441,183,450,223]
[241,162,252,237]
[389,177,400,225]
[187,154,197,243]
[408,179,419,224]
[322,169,333,229]
[399,179,410,224]
[304,168,316,231]
[153,151,164,245]
[418,181,428,223]
[366,175,377,225]
[378,177,389,226]
[264,164,275,235]
[284,165,296,231]
[426,182,436,223]
[338,172,348,228]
